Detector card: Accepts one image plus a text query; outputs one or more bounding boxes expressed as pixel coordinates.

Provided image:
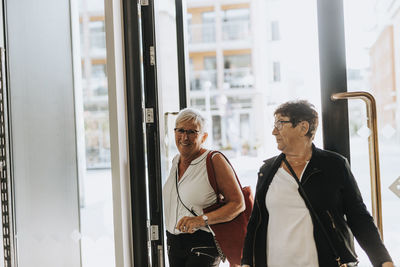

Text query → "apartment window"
[273,61,281,82]
[189,56,217,91]
[204,56,216,70]
[240,113,250,139]
[189,58,198,91]
[222,8,250,41]
[92,64,106,78]
[202,11,216,42]
[227,96,252,109]
[224,54,251,69]
[212,115,222,147]
[222,8,249,22]
[190,98,206,110]
[271,21,280,41]
[187,10,215,44]
[224,54,253,88]
[189,57,201,91]
[89,21,106,49]
[204,56,217,89]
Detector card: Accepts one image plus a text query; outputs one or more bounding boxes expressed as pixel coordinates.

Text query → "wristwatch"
[202,214,209,226]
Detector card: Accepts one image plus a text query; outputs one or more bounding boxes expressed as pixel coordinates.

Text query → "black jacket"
[241,145,392,267]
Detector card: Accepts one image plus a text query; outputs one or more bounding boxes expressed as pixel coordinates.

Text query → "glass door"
[2,0,126,266]
[5,0,82,265]
[342,0,400,264]
[152,0,399,266]
[155,0,324,266]
[76,0,116,266]
[157,0,324,195]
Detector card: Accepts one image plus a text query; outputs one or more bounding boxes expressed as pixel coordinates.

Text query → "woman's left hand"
[176,216,205,233]
[382,262,395,267]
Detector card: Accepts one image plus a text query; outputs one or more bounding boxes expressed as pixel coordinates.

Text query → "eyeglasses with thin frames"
[274,120,291,131]
[174,128,200,137]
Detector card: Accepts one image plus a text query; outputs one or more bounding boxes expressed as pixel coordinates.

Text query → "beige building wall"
[370,25,397,128]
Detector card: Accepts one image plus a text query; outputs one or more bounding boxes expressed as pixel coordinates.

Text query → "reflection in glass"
[190,56,217,91]
[224,54,253,89]
[187,10,216,44]
[344,0,400,263]
[222,8,250,41]
[186,0,321,158]
[158,1,322,266]
[78,0,115,266]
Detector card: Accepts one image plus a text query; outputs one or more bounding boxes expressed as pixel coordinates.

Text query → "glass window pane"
[190,55,217,91]
[7,0,82,265]
[185,3,323,248]
[222,8,250,41]
[344,0,400,263]
[224,53,253,89]
[271,20,280,41]
[156,1,323,267]
[78,0,115,266]
[187,8,216,44]
[272,61,281,82]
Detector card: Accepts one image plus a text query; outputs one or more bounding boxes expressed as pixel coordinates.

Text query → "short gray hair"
[175,108,207,133]
[274,100,318,138]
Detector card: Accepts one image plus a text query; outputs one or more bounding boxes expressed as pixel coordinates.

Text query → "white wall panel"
[6,0,81,266]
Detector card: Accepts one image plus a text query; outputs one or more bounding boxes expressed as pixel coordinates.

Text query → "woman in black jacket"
[241,100,393,267]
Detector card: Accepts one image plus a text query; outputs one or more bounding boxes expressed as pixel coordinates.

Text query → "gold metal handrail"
[331,91,383,239]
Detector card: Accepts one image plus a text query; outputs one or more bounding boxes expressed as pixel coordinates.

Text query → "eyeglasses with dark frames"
[274,120,291,131]
[174,128,200,137]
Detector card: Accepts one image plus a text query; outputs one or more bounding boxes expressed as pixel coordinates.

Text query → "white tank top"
[163,150,217,234]
[265,166,319,267]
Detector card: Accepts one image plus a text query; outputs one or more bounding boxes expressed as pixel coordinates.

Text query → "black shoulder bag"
[282,158,357,267]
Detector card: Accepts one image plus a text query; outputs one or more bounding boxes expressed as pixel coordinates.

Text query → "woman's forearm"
[205,199,245,225]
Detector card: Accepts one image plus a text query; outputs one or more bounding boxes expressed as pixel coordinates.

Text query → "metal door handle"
[331,91,383,239]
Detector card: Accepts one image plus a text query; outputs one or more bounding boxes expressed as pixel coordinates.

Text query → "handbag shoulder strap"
[206,150,243,196]
[282,157,342,266]
[206,150,219,194]
[175,169,198,216]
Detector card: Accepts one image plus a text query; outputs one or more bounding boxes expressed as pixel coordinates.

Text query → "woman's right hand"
[176,215,204,233]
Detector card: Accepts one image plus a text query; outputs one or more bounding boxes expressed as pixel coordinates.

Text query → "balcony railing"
[188,23,216,44]
[222,20,251,41]
[224,67,253,89]
[190,69,217,91]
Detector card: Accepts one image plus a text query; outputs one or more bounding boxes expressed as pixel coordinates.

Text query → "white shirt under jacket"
[163,150,217,235]
[265,164,319,267]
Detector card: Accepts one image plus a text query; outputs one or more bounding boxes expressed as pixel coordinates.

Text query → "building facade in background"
[185,0,321,157]
[369,0,400,140]
[78,0,400,167]
[79,0,111,168]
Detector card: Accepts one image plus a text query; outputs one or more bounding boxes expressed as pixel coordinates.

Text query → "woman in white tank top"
[163,108,245,267]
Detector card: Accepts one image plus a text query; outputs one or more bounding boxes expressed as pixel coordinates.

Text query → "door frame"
[122,0,352,266]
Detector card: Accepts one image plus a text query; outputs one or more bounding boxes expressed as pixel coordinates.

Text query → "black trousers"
[166,230,221,267]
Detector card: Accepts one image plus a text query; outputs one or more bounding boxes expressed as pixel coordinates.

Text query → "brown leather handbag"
[204,151,254,266]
